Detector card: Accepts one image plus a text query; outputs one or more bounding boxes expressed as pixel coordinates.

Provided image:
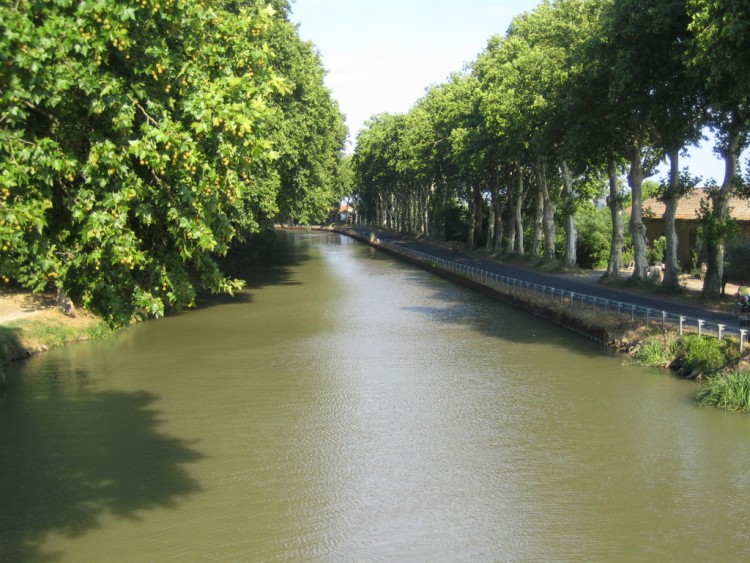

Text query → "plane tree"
[687,0,750,296]
[0,0,339,325]
[265,18,347,226]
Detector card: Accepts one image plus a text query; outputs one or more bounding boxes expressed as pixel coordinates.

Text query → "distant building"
[332,202,354,224]
[639,190,750,266]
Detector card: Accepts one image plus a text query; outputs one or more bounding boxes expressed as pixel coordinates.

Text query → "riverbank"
[3,227,747,410]
[335,226,750,411]
[0,289,110,381]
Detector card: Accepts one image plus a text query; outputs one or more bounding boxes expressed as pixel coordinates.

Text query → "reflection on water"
[2,229,750,561]
[0,372,203,562]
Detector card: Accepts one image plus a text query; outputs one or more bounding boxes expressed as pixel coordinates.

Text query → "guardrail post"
[631,304,635,321]
[662,311,667,330]
[679,316,685,335]
[741,329,747,349]
[698,319,705,336]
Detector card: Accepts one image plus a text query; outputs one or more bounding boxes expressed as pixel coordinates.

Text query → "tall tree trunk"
[485,200,495,251]
[703,126,742,297]
[537,158,557,260]
[515,162,525,254]
[422,185,430,237]
[467,185,476,247]
[662,150,681,288]
[473,186,484,247]
[560,161,577,267]
[627,146,649,281]
[532,169,544,256]
[605,152,625,280]
[493,170,505,251]
[506,168,517,252]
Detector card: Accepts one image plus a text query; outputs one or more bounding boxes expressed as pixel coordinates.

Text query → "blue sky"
[290,0,737,184]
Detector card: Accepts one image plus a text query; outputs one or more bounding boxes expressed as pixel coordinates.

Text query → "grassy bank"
[630,330,750,412]
[0,308,113,382]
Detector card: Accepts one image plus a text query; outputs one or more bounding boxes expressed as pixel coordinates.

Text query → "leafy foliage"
[673,334,737,376]
[576,205,613,269]
[0,1,346,325]
[350,0,748,286]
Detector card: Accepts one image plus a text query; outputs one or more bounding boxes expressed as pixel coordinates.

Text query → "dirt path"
[0,290,56,325]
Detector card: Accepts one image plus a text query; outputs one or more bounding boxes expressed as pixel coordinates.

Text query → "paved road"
[345,227,739,330]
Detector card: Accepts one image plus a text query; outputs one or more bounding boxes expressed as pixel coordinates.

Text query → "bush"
[697,371,750,411]
[672,334,738,376]
[724,235,750,286]
[648,236,666,265]
[633,337,674,367]
[576,207,612,269]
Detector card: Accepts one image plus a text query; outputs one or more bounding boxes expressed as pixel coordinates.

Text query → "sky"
[290,0,740,184]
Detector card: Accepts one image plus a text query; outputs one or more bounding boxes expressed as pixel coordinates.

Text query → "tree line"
[0,0,348,326]
[351,0,749,297]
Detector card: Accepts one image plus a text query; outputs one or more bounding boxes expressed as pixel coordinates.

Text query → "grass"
[0,309,114,382]
[632,335,675,367]
[630,330,750,412]
[697,371,750,411]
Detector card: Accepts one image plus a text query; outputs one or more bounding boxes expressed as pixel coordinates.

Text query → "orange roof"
[641,190,750,221]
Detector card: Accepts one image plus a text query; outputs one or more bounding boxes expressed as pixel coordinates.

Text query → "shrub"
[672,334,738,376]
[633,337,674,367]
[648,236,666,265]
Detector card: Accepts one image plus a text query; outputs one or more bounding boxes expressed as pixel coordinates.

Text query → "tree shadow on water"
[0,376,205,561]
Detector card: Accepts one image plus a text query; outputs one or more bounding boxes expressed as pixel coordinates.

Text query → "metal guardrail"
[377,240,748,347]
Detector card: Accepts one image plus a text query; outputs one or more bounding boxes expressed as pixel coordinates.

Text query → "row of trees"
[351,0,749,297]
[1,0,348,325]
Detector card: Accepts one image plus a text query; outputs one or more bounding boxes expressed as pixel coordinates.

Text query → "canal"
[2,229,750,561]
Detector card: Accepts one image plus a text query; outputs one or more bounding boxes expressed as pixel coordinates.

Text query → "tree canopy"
[1,0,347,325]
[350,0,749,296]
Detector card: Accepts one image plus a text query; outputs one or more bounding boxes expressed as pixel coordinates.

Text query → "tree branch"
[24,101,60,125]
[132,98,160,127]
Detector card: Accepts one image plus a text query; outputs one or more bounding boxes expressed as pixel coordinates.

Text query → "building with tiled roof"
[639,189,750,267]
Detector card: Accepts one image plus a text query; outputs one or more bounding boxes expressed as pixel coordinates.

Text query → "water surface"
[2,230,750,561]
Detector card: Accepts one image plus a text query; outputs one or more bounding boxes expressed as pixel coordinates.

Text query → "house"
[639,189,750,267]
[330,202,355,224]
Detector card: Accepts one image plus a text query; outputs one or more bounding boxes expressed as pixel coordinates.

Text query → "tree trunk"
[532,183,544,257]
[467,185,476,247]
[473,186,484,247]
[485,201,495,251]
[515,162,525,254]
[605,153,624,280]
[422,185,430,237]
[506,168,517,252]
[493,172,505,251]
[560,161,577,267]
[536,157,556,260]
[661,150,681,288]
[703,126,742,297]
[627,148,649,281]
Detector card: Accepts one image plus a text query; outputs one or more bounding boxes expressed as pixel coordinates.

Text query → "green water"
[2,229,750,561]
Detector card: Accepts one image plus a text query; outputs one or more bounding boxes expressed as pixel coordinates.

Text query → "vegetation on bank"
[354,227,748,413]
[1,1,347,328]
[350,0,750,298]
[628,330,750,412]
[0,308,114,380]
